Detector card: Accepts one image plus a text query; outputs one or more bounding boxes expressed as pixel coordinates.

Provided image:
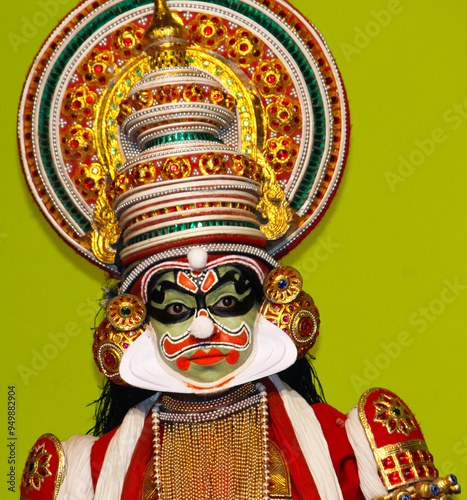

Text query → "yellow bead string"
[152,383,270,499]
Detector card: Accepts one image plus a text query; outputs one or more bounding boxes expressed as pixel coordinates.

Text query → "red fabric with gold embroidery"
[359,388,438,490]
[360,388,425,447]
[20,434,64,500]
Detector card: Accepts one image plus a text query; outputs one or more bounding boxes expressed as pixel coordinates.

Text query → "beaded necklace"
[151,382,270,499]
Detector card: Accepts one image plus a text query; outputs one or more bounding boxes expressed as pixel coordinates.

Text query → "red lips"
[176,348,240,371]
[163,325,249,358]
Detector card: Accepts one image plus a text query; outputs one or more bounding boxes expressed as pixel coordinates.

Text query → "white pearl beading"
[120,243,278,292]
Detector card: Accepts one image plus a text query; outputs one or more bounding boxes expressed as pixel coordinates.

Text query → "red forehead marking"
[201,269,218,292]
[177,272,198,292]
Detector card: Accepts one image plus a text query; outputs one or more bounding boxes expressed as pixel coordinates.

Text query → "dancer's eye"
[213,296,238,311]
[166,303,190,318]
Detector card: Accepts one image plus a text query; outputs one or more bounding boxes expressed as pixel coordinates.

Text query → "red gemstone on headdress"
[277,149,288,161]
[84,178,95,189]
[299,318,312,335]
[103,352,117,369]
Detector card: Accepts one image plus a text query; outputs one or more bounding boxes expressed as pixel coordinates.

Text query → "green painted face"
[148,265,261,385]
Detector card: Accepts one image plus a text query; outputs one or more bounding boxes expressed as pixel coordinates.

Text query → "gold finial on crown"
[142,0,190,69]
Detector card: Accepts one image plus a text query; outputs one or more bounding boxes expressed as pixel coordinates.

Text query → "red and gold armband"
[358,388,460,500]
[20,434,64,500]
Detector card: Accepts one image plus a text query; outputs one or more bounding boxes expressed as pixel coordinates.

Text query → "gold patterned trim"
[21,434,65,500]
[142,458,157,500]
[256,152,293,240]
[373,392,416,436]
[358,389,437,491]
[374,440,437,487]
[269,441,292,498]
[91,186,122,264]
[48,434,65,500]
[95,48,259,179]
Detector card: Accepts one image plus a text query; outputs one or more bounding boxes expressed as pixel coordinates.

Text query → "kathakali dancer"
[17,0,460,498]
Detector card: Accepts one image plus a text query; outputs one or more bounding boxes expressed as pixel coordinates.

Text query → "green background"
[2,0,466,496]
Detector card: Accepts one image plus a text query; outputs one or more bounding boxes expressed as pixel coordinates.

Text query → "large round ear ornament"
[92,294,147,385]
[105,294,146,331]
[261,266,320,358]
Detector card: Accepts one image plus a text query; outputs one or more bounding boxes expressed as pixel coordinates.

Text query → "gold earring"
[261,267,319,358]
[92,294,147,385]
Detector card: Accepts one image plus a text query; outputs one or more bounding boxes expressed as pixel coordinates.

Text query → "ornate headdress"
[18,0,349,391]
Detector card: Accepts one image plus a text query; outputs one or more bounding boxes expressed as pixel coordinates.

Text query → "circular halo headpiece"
[18,0,349,277]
